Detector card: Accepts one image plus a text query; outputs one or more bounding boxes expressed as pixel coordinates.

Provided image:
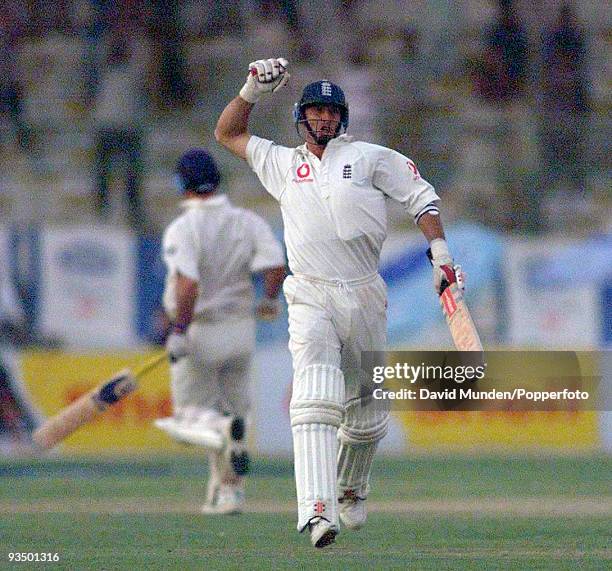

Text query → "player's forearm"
[172,274,199,333]
[263,266,287,299]
[216,96,253,138]
[214,96,253,157]
[417,212,446,243]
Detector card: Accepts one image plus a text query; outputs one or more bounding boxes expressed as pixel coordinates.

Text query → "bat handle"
[428,248,452,296]
[133,352,167,379]
[426,248,433,264]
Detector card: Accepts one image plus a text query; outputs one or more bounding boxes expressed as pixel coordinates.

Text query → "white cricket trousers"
[284,273,387,385]
[284,272,390,530]
[169,316,255,418]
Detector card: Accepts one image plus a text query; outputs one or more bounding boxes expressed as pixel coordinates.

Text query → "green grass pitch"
[0,456,610,570]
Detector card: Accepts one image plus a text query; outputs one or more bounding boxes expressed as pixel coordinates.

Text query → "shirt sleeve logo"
[407,159,421,179]
[342,164,352,179]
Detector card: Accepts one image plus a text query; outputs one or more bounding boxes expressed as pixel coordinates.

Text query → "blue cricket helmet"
[175,149,221,194]
[293,80,349,136]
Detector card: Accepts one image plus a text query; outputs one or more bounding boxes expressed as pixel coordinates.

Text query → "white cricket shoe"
[338,489,367,530]
[201,485,245,515]
[153,413,224,450]
[307,517,338,548]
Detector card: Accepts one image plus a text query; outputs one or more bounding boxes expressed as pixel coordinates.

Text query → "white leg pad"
[290,364,345,531]
[337,441,379,497]
[337,396,389,497]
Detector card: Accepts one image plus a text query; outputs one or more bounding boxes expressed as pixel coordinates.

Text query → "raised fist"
[239,57,290,103]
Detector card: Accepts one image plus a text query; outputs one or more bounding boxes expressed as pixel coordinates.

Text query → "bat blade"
[32,353,166,450]
[439,283,483,351]
[32,388,106,450]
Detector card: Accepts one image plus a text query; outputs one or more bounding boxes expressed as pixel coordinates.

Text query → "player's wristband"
[429,238,450,261]
[239,80,260,104]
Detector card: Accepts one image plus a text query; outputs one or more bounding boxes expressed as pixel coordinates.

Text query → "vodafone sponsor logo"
[294,162,313,182]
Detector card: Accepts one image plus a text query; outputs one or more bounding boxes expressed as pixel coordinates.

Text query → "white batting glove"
[239,57,290,104]
[166,331,189,363]
[429,239,462,295]
[256,297,281,321]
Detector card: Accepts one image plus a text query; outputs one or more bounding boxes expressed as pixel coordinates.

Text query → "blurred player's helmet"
[293,80,349,144]
[175,149,221,194]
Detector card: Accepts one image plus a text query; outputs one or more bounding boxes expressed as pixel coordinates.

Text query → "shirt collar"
[180,194,229,209]
[296,134,354,158]
[331,134,353,145]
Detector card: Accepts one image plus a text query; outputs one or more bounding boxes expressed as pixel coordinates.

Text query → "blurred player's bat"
[427,249,483,351]
[32,352,167,450]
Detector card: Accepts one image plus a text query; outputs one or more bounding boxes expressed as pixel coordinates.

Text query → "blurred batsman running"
[155,148,286,514]
[216,58,464,547]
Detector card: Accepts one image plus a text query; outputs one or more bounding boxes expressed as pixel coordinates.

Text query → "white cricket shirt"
[246,134,440,280]
[162,195,284,321]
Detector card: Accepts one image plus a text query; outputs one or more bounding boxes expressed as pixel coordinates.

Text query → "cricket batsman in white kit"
[156,148,286,514]
[215,58,461,547]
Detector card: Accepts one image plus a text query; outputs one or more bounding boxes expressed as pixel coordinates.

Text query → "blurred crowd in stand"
[0,0,607,234]
[464,0,593,229]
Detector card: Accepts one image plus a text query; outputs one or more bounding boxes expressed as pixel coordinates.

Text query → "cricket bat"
[32,352,167,450]
[427,249,483,351]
